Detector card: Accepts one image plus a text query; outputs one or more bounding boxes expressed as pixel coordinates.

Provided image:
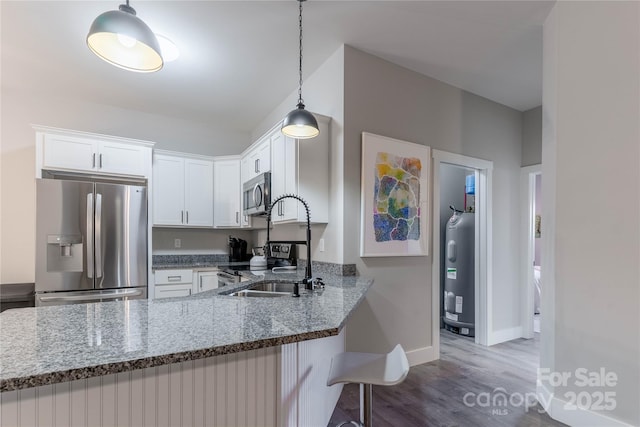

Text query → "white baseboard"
[487,326,523,346]
[537,382,633,427]
[405,345,437,366]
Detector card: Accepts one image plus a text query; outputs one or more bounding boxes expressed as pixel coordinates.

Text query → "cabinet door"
[271,134,299,223]
[153,155,185,226]
[213,159,241,227]
[42,134,98,172]
[256,137,271,174]
[195,272,219,293]
[98,141,148,176]
[184,159,214,227]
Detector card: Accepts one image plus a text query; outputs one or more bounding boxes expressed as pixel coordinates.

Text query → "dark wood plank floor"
[328,330,567,427]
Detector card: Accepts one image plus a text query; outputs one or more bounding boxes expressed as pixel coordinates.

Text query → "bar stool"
[327,344,410,427]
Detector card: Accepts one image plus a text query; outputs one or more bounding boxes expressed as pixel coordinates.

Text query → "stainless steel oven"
[243,172,271,216]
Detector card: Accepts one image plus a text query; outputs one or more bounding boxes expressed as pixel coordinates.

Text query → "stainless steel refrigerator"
[35,178,148,306]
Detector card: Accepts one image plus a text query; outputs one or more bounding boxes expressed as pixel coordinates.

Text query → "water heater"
[443,210,475,336]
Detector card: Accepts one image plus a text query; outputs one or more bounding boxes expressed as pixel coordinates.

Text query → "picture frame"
[360,132,430,257]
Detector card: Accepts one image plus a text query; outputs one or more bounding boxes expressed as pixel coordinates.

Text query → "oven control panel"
[269,243,293,259]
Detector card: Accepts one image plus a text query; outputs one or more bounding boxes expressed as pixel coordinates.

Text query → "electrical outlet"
[319,238,325,252]
[174,238,181,249]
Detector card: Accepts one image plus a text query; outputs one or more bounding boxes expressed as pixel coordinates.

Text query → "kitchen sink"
[227,281,300,298]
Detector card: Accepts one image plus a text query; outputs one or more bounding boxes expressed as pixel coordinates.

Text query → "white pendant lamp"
[87,1,163,73]
[281,0,319,139]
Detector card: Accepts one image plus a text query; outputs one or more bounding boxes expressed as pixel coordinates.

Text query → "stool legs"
[362,383,373,427]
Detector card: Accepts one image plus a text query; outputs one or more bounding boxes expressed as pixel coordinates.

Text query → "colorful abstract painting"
[373,152,421,242]
[360,132,430,257]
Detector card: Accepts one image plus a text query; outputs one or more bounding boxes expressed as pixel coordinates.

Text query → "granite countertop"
[0,271,372,392]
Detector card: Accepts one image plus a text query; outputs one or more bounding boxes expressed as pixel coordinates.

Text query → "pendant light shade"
[87,2,163,73]
[282,0,320,139]
[282,102,320,139]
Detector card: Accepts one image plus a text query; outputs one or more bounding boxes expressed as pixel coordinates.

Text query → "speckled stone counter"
[0,271,372,392]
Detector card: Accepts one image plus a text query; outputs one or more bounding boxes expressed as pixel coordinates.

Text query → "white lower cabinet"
[154,269,193,300]
[193,269,219,293]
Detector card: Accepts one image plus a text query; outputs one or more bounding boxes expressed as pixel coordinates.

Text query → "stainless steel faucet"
[265,194,313,288]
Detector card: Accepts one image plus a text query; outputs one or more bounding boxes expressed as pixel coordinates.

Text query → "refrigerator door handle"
[87,193,94,279]
[38,289,143,302]
[95,193,103,278]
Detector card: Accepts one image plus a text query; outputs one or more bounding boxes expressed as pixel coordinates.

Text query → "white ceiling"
[1,1,554,133]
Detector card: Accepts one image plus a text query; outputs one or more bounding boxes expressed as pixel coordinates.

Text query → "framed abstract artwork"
[360,133,430,257]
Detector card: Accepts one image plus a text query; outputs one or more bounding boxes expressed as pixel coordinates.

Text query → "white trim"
[431,149,494,352]
[537,382,633,427]
[153,148,214,161]
[487,326,522,346]
[520,164,541,339]
[405,345,437,366]
[31,124,155,147]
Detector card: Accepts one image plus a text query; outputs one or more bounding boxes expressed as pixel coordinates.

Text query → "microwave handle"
[253,184,262,207]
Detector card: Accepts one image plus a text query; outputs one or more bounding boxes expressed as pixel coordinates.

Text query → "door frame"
[432,150,493,351]
[520,164,541,339]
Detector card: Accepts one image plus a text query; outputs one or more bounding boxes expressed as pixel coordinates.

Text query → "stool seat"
[327,345,410,426]
[327,344,410,387]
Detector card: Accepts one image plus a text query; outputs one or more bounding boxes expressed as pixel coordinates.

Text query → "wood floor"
[328,330,567,427]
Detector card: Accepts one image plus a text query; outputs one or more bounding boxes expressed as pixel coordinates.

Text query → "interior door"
[95,182,147,289]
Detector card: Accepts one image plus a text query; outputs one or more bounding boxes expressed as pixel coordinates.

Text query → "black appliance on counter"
[228,236,248,262]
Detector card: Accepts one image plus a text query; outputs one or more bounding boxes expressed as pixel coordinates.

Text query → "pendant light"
[87,0,163,73]
[281,0,319,139]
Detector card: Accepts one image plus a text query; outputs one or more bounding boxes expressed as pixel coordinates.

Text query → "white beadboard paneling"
[192,358,205,427]
[36,384,54,427]
[53,381,71,427]
[169,362,182,426]
[116,372,131,427]
[102,374,117,427]
[69,379,86,427]
[130,369,144,427]
[0,343,337,427]
[279,342,298,427]
[1,389,19,426]
[19,387,37,426]
[86,376,101,426]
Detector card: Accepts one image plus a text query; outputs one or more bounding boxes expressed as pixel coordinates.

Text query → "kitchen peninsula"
[0,270,372,427]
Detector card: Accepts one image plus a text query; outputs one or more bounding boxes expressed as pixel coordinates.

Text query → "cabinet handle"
[99,153,103,168]
[92,153,96,168]
[168,276,181,282]
[200,276,203,290]
[257,158,260,173]
[181,210,184,223]
[186,211,189,224]
[254,159,258,174]
[235,212,239,224]
[278,201,283,216]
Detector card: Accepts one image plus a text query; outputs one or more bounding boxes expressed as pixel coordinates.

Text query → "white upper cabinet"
[213,157,241,227]
[153,152,214,227]
[36,127,153,178]
[270,116,330,224]
[241,136,271,182]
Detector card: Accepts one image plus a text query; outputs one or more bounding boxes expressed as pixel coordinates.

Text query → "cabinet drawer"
[155,284,192,299]
[155,269,193,285]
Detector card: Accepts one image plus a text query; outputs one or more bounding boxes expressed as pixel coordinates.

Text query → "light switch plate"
[174,238,181,248]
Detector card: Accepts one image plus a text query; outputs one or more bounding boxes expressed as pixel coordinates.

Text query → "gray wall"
[542,2,640,424]
[342,46,523,356]
[0,89,250,282]
[522,106,542,166]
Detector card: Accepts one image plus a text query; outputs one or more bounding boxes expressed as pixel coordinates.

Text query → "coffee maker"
[228,236,247,262]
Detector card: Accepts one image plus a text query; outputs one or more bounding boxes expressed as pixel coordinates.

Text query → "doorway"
[520,165,542,339]
[431,150,493,354]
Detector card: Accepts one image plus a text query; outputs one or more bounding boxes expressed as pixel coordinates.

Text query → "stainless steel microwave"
[243,172,271,216]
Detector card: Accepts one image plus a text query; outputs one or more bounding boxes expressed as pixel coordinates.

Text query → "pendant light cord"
[298,0,304,106]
